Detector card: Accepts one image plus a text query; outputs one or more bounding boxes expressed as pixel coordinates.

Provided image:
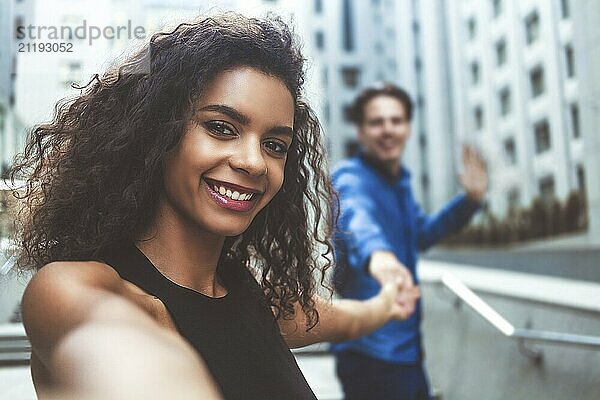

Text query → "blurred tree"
[530,197,546,238]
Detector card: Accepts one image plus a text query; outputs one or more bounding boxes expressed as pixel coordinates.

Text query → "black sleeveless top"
[100,243,316,400]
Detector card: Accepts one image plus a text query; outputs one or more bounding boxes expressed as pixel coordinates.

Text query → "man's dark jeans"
[335,351,431,400]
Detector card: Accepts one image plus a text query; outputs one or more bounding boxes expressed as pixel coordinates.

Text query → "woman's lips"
[202,179,259,212]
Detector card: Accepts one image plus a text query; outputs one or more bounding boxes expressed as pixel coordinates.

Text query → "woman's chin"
[204,221,251,238]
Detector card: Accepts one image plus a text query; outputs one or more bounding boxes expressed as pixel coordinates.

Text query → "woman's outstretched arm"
[22,261,222,400]
[279,278,420,348]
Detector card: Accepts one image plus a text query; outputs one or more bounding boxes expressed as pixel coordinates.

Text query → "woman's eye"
[264,140,289,156]
[204,121,237,137]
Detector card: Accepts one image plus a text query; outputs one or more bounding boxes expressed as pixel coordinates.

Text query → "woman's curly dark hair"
[9,13,337,330]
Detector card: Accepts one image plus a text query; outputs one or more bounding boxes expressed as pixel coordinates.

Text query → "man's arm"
[415,145,487,250]
[334,170,394,271]
[334,169,417,302]
[414,194,481,250]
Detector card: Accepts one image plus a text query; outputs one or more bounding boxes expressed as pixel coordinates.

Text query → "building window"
[571,103,580,138]
[530,66,545,97]
[412,20,420,34]
[503,137,516,165]
[342,0,354,51]
[415,56,422,72]
[0,107,5,133]
[474,106,484,130]
[323,102,330,123]
[421,173,430,191]
[507,187,520,209]
[322,68,328,87]
[560,0,570,19]
[343,104,353,123]
[470,61,480,85]
[539,175,555,199]
[15,16,25,39]
[315,31,325,50]
[499,87,511,116]
[315,0,323,13]
[419,133,427,148]
[525,11,540,45]
[577,164,585,192]
[534,119,551,154]
[374,41,384,54]
[62,60,82,87]
[341,67,360,88]
[565,45,575,78]
[467,17,476,40]
[495,39,507,66]
[492,0,502,18]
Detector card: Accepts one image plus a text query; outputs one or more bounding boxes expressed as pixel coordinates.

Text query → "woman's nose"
[229,138,268,176]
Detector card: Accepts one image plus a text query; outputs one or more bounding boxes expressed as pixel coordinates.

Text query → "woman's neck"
[136,201,227,298]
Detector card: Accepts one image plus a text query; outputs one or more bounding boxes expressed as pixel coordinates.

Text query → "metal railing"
[0,324,30,366]
[441,272,600,362]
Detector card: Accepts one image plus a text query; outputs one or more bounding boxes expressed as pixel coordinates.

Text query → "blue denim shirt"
[330,153,480,363]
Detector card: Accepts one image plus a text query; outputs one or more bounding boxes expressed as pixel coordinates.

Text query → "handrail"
[0,324,30,366]
[442,273,600,350]
[420,259,600,313]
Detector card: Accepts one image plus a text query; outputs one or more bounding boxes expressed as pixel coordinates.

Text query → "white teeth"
[209,181,256,201]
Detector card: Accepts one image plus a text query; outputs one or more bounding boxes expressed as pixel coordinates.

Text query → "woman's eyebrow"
[268,126,294,139]
[197,104,250,125]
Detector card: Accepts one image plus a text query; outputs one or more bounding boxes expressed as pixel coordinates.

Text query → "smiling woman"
[161,67,294,236]
[8,12,419,400]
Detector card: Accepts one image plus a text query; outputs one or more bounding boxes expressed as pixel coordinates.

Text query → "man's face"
[358,95,411,165]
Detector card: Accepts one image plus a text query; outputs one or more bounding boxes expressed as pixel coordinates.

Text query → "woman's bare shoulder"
[22,261,128,365]
[23,260,178,364]
[31,260,124,289]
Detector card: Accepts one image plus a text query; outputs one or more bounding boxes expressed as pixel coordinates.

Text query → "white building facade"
[572,0,600,243]
[445,0,585,217]
[301,0,460,212]
[0,0,30,176]
[7,0,598,234]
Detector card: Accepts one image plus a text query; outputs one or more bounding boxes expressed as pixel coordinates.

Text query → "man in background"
[331,84,488,400]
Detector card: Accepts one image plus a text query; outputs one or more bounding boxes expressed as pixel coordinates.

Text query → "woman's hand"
[279,276,420,348]
[377,277,420,321]
[369,250,420,320]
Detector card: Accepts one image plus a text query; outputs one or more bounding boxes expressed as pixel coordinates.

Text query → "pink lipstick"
[203,179,259,212]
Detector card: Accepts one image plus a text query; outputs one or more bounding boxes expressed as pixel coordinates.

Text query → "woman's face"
[162,67,295,237]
